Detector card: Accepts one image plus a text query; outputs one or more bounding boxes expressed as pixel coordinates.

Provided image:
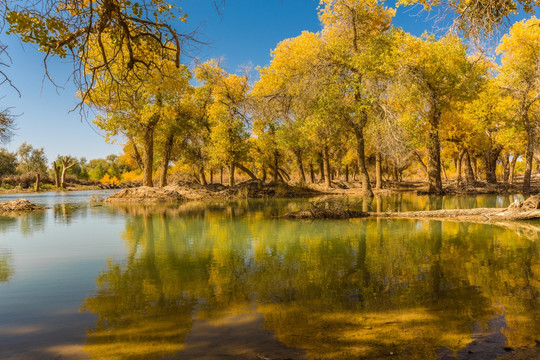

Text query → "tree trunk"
[323,146,331,188]
[220,167,224,185]
[463,149,476,185]
[353,126,374,196]
[294,150,306,184]
[210,169,214,184]
[235,162,258,180]
[319,153,325,183]
[60,156,75,188]
[483,145,502,184]
[142,127,155,187]
[510,154,518,184]
[345,164,349,182]
[375,152,382,189]
[53,161,60,188]
[61,167,69,188]
[393,158,399,182]
[130,140,144,172]
[413,150,429,177]
[524,128,535,192]
[426,111,443,194]
[279,167,290,182]
[456,149,465,185]
[262,166,267,183]
[273,151,279,183]
[229,162,235,187]
[501,153,510,184]
[309,163,315,183]
[34,173,40,192]
[159,134,174,188]
[442,163,448,181]
[199,165,207,185]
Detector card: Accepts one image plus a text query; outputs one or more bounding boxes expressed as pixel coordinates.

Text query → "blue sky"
[0,0,526,162]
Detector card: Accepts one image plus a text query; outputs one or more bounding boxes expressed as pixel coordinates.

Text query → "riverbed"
[0,191,538,359]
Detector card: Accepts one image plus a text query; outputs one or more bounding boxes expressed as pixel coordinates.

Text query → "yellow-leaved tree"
[87,36,191,187]
[393,32,486,193]
[319,0,396,195]
[253,31,324,184]
[497,17,540,192]
[196,60,252,186]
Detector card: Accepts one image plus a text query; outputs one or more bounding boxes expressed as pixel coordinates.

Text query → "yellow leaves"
[397,33,483,109]
[319,0,395,43]
[497,16,540,133]
[497,17,540,88]
[100,173,120,185]
[497,16,540,59]
[254,31,323,99]
[195,60,250,167]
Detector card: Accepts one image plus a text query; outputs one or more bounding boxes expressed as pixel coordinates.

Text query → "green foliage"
[0,148,17,176]
[0,109,15,144]
[84,156,131,182]
[16,142,47,175]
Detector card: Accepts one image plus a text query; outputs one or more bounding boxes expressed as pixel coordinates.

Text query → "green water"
[0,191,539,359]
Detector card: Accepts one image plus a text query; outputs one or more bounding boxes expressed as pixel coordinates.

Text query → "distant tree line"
[0,143,134,190]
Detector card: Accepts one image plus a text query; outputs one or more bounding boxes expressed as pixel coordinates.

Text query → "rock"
[0,199,44,213]
[104,186,185,203]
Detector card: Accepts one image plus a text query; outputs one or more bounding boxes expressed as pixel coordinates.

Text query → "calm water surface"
[0,191,539,359]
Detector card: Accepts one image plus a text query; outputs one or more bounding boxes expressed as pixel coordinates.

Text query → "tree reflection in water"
[81,199,540,359]
[0,249,13,282]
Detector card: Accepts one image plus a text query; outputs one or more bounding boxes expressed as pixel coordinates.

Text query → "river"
[0,191,538,359]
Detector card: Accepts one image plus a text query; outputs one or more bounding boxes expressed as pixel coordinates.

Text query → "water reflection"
[0,211,46,236]
[0,249,13,282]
[53,203,87,224]
[81,201,540,359]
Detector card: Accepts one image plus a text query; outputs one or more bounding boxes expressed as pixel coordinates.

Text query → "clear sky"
[0,0,527,163]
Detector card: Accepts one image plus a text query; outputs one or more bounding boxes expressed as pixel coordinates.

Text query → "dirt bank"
[104,186,186,203]
[0,199,44,213]
[165,180,322,200]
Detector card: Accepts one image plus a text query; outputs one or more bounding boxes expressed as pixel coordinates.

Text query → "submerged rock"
[104,186,185,203]
[280,209,368,219]
[280,198,369,219]
[0,199,44,213]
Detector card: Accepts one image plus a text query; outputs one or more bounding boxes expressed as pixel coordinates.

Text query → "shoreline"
[0,180,536,198]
